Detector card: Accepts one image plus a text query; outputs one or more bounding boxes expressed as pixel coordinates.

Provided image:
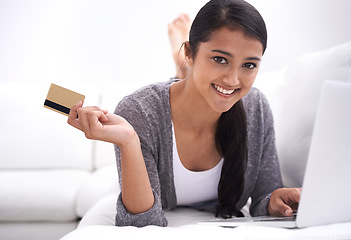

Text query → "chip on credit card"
[44,83,85,116]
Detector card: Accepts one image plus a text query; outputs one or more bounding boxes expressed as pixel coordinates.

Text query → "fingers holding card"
[67,101,84,131]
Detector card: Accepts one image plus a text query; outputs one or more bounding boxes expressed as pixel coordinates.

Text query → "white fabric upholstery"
[0,222,77,240]
[255,42,351,187]
[0,170,89,221]
[63,215,351,240]
[76,165,119,218]
[0,81,99,239]
[0,81,98,170]
[77,194,118,228]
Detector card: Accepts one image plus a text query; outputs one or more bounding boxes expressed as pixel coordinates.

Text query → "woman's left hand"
[268,187,302,216]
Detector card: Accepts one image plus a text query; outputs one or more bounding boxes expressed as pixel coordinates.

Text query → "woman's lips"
[212,83,240,96]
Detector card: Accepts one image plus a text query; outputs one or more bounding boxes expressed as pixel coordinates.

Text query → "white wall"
[250,0,351,72]
[1,0,350,88]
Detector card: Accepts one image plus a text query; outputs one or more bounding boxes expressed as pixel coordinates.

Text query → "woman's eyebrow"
[211,49,233,57]
[211,49,261,61]
[245,56,261,61]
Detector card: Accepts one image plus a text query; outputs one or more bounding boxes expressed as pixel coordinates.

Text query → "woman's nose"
[223,67,240,86]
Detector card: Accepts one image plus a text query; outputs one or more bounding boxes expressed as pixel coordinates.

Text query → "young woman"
[68,0,301,227]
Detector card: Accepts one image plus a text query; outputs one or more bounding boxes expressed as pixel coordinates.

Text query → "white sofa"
[1,42,351,240]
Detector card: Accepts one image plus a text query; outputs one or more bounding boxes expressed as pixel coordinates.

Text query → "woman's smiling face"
[186,27,263,113]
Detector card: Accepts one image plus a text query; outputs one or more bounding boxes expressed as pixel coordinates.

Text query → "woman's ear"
[184,41,193,67]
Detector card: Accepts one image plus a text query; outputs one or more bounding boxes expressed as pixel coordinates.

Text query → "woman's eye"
[213,57,228,64]
[242,63,257,69]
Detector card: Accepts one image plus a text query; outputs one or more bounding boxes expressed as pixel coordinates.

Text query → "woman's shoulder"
[115,79,173,113]
[114,79,174,153]
[242,87,273,126]
[114,79,175,135]
[242,87,270,111]
[124,80,172,103]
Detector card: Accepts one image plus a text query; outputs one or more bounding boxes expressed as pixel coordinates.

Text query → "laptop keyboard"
[253,214,296,222]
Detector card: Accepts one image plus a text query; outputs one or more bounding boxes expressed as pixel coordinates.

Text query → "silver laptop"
[199,80,351,228]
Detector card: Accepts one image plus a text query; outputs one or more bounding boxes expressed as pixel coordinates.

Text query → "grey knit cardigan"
[114,79,283,227]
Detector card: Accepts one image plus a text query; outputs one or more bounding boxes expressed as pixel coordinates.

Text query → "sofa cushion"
[0,81,99,170]
[0,222,77,240]
[0,169,89,221]
[77,194,117,228]
[255,42,351,187]
[76,165,119,218]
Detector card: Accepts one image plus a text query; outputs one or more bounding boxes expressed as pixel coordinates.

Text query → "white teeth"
[214,84,235,95]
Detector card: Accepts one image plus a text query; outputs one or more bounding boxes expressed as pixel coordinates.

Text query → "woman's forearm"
[119,132,155,215]
[68,103,155,215]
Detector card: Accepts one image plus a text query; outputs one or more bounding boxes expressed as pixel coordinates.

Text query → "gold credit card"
[44,83,85,116]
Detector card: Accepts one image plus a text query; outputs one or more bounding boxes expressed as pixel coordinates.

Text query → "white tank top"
[172,124,223,206]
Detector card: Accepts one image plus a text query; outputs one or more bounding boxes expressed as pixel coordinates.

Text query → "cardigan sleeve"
[113,94,168,227]
[246,90,284,216]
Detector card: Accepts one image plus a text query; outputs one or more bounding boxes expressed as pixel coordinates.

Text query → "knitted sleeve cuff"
[115,190,168,227]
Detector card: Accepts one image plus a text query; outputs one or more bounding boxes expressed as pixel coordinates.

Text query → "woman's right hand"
[67,101,138,147]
